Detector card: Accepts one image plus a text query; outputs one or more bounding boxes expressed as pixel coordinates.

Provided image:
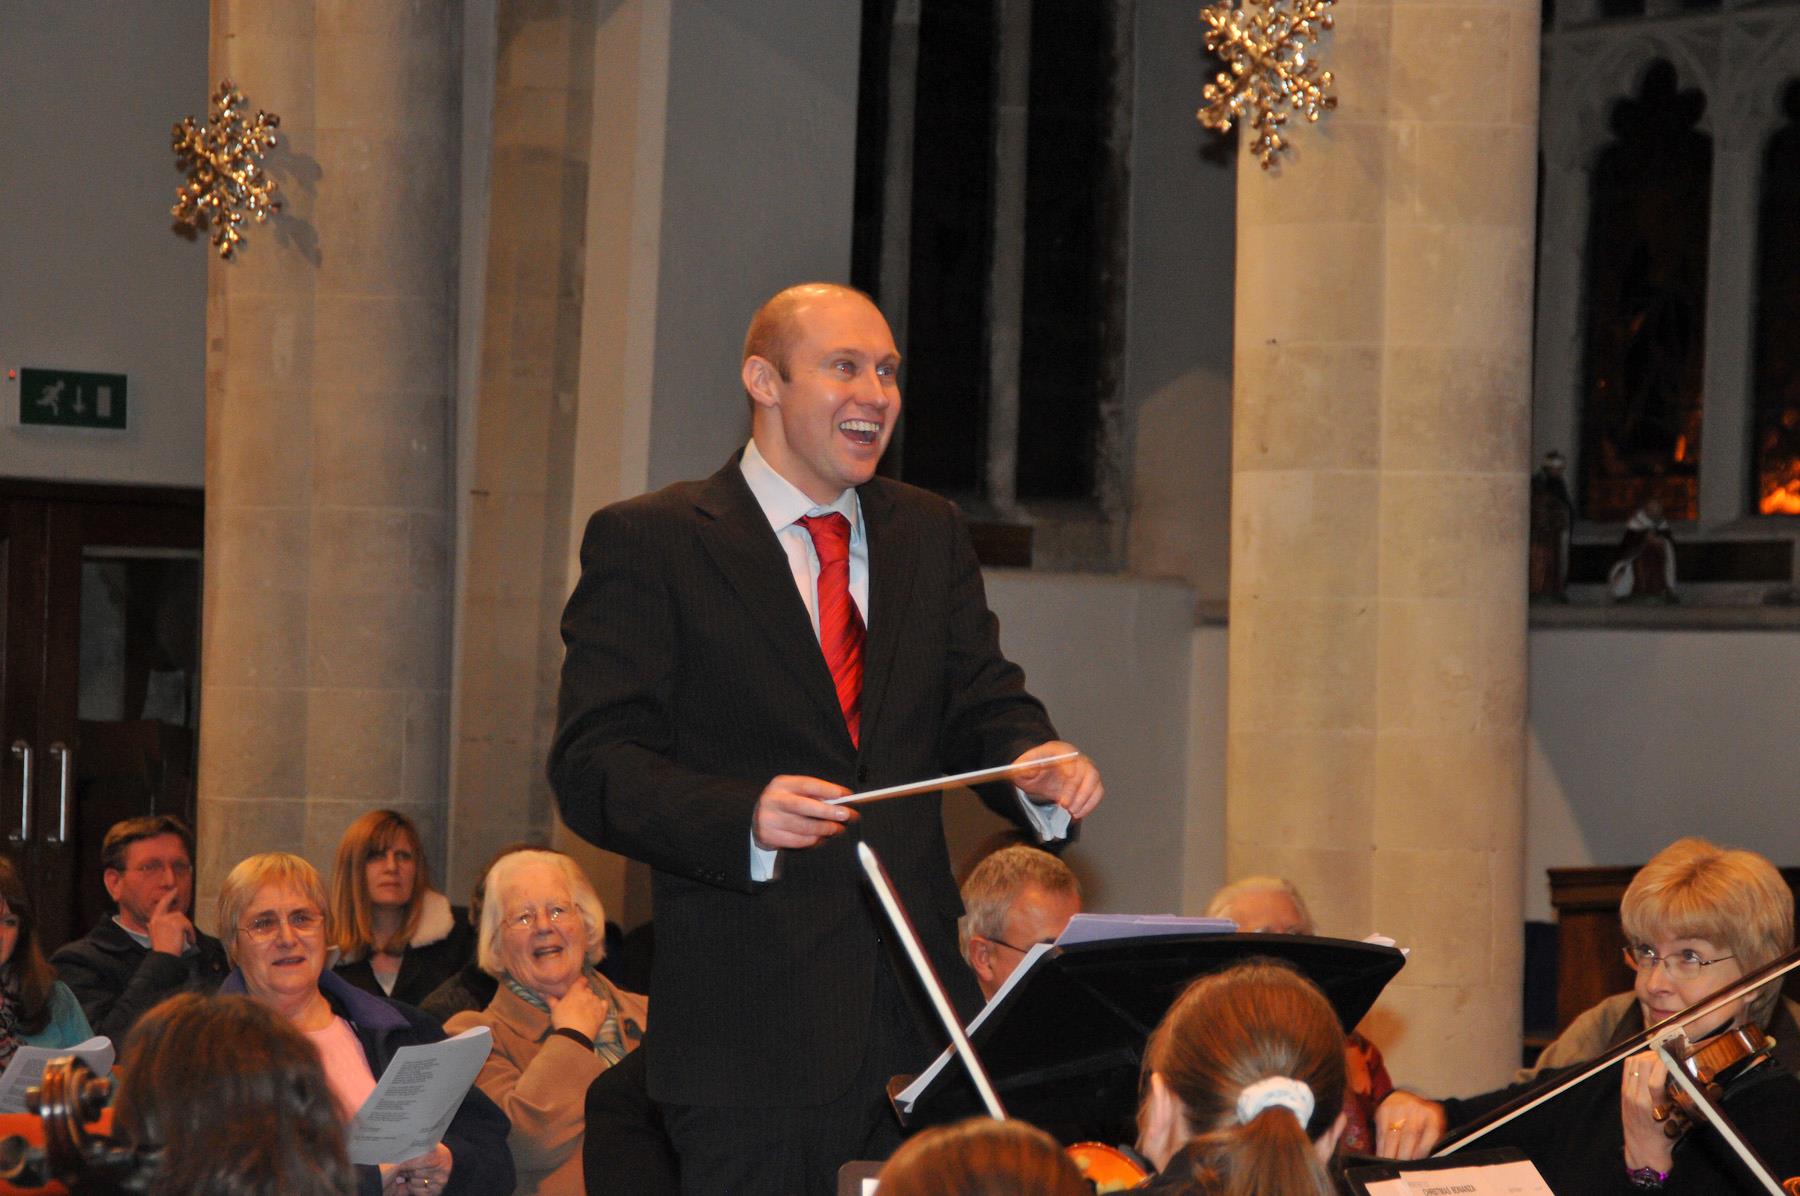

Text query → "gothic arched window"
[1576,60,1713,522]
[1751,81,1800,516]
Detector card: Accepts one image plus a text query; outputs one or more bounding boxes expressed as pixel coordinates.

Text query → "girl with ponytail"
[1135,959,1349,1196]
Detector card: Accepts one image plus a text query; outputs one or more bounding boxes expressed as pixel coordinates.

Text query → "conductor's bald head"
[743,283,881,383]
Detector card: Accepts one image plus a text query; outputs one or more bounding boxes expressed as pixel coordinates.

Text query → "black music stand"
[894,933,1406,1145]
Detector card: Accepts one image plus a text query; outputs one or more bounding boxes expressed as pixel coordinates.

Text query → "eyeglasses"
[127,860,193,878]
[366,847,415,866]
[240,910,325,941]
[1622,944,1736,982]
[503,904,573,933]
[977,934,1049,956]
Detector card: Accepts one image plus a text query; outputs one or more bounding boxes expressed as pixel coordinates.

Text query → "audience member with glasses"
[445,849,645,1196]
[51,814,230,1039]
[1374,837,1800,1194]
[217,852,515,1196]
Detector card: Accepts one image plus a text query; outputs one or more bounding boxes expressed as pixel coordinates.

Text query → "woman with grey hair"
[445,849,646,1196]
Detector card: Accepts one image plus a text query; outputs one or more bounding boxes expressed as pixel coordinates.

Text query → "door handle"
[7,741,29,843]
[47,742,71,845]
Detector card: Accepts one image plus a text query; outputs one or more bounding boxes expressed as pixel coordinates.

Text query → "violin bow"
[1434,945,1800,1156]
[856,841,1009,1121]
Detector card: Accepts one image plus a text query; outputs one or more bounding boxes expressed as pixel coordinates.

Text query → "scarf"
[505,967,639,1066]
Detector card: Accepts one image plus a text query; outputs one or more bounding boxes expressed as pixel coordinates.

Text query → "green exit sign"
[19,368,128,430]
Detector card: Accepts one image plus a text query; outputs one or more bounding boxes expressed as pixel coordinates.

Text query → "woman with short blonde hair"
[1622,837,1794,1023]
[1375,837,1800,1193]
[219,852,513,1196]
[115,992,355,1195]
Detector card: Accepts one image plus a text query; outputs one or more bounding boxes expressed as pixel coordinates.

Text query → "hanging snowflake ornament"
[1198,0,1338,169]
[171,80,282,259]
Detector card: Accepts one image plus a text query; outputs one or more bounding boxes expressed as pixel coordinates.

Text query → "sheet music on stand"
[895,913,1235,1113]
[1343,1147,1556,1195]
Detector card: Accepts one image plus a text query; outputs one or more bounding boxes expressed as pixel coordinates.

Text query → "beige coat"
[446,978,648,1196]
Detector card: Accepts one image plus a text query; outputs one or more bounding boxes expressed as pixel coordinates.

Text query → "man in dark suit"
[551,283,1102,1194]
[51,815,230,1040]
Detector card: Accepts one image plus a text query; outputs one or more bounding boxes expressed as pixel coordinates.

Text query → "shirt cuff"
[750,831,779,882]
[1014,785,1071,842]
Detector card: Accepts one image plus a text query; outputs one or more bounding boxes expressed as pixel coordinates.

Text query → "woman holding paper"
[217,852,514,1196]
[114,991,356,1195]
[0,854,92,1053]
[444,849,646,1196]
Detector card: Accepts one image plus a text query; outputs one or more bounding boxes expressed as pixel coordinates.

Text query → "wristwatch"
[1625,1164,1670,1189]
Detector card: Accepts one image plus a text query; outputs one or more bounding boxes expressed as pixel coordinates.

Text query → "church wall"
[1182,622,1800,926]
[641,0,862,492]
[0,1,208,485]
[980,572,1205,915]
[1524,626,1800,920]
[1120,0,1237,604]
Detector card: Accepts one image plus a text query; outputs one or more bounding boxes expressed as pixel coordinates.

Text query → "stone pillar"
[198,3,460,920]
[445,0,601,896]
[1226,0,1539,1094]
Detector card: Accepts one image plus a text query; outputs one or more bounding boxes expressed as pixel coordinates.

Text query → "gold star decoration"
[171,80,281,259]
[1198,0,1338,169]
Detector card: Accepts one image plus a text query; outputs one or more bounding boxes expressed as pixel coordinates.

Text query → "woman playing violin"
[1377,837,1800,1193]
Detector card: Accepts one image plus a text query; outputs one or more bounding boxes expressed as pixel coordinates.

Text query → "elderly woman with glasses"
[444,850,645,1196]
[1376,838,1800,1194]
[217,852,514,1196]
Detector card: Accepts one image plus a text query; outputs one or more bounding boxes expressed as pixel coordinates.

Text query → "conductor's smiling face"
[744,288,901,506]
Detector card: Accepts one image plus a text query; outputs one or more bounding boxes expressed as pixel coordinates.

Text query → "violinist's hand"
[1012,742,1103,820]
[1375,1090,1447,1160]
[1621,1049,1675,1175]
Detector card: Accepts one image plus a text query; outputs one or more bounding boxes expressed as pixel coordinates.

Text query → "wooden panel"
[1550,865,1800,1032]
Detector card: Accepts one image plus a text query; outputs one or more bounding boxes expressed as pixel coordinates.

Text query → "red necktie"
[799,513,864,746]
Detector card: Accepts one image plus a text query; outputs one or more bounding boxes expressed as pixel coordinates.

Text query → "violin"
[0,1057,141,1194]
[1066,1140,1151,1191]
[1649,1024,1776,1139]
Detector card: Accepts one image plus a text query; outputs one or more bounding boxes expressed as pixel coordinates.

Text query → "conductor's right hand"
[753,775,860,851]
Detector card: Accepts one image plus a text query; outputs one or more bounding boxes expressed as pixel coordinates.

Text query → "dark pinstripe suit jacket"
[550,453,1057,1107]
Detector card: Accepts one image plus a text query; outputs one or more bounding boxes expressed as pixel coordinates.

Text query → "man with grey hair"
[1204,874,1314,935]
[959,845,1082,1001]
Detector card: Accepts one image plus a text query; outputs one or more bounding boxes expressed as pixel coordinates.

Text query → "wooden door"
[0,480,202,950]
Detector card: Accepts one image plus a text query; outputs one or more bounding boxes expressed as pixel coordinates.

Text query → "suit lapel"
[857,479,916,754]
[694,459,848,729]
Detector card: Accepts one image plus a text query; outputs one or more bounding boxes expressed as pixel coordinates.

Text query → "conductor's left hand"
[1011,741,1103,820]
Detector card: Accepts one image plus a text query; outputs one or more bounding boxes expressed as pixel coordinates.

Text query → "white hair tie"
[1235,1076,1315,1127]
